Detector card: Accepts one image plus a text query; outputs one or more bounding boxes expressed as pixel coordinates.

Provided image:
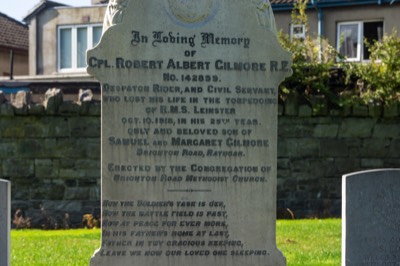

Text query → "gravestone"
[0,179,11,266]
[87,1,291,265]
[342,169,400,266]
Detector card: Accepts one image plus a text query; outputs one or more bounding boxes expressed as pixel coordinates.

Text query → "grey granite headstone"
[342,169,400,266]
[87,1,291,265]
[0,179,11,266]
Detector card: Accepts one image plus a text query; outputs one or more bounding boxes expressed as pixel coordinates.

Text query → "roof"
[23,0,67,23]
[0,13,28,50]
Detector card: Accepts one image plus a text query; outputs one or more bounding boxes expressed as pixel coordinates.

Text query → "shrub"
[278,0,340,106]
[277,1,400,110]
[345,29,400,106]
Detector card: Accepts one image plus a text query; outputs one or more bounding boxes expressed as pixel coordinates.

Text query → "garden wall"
[1,89,399,227]
[277,105,400,218]
[0,90,101,228]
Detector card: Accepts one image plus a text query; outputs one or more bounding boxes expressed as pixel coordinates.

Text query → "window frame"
[337,20,384,62]
[337,21,363,62]
[57,24,102,72]
[290,24,306,40]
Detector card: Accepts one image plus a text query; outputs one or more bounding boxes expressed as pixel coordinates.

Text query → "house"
[23,0,107,79]
[20,0,400,79]
[0,13,29,78]
[271,0,400,61]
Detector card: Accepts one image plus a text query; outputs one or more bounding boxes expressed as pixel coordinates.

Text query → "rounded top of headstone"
[164,0,219,27]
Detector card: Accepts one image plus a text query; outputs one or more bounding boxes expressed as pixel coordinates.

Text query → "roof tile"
[0,12,29,51]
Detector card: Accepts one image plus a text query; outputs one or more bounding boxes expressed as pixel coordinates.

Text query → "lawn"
[277,219,341,266]
[11,230,100,266]
[11,219,341,266]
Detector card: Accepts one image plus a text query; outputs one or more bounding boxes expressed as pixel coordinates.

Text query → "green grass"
[11,219,341,266]
[11,229,100,266]
[277,219,341,266]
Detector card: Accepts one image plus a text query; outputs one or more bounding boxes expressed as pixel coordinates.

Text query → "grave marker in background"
[88,1,291,265]
[0,179,11,266]
[342,169,400,266]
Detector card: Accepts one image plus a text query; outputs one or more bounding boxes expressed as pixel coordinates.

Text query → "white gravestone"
[88,0,292,265]
[0,179,11,266]
[342,169,400,266]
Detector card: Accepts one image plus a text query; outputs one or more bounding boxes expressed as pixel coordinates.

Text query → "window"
[58,24,102,71]
[291,24,306,40]
[337,21,383,61]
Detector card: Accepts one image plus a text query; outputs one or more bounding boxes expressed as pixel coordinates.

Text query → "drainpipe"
[318,8,323,37]
[318,9,323,61]
[9,49,14,80]
[312,0,323,61]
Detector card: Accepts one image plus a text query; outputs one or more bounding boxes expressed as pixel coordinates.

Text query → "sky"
[1,0,92,22]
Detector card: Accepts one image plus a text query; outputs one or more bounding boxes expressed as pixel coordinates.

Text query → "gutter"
[272,0,397,11]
